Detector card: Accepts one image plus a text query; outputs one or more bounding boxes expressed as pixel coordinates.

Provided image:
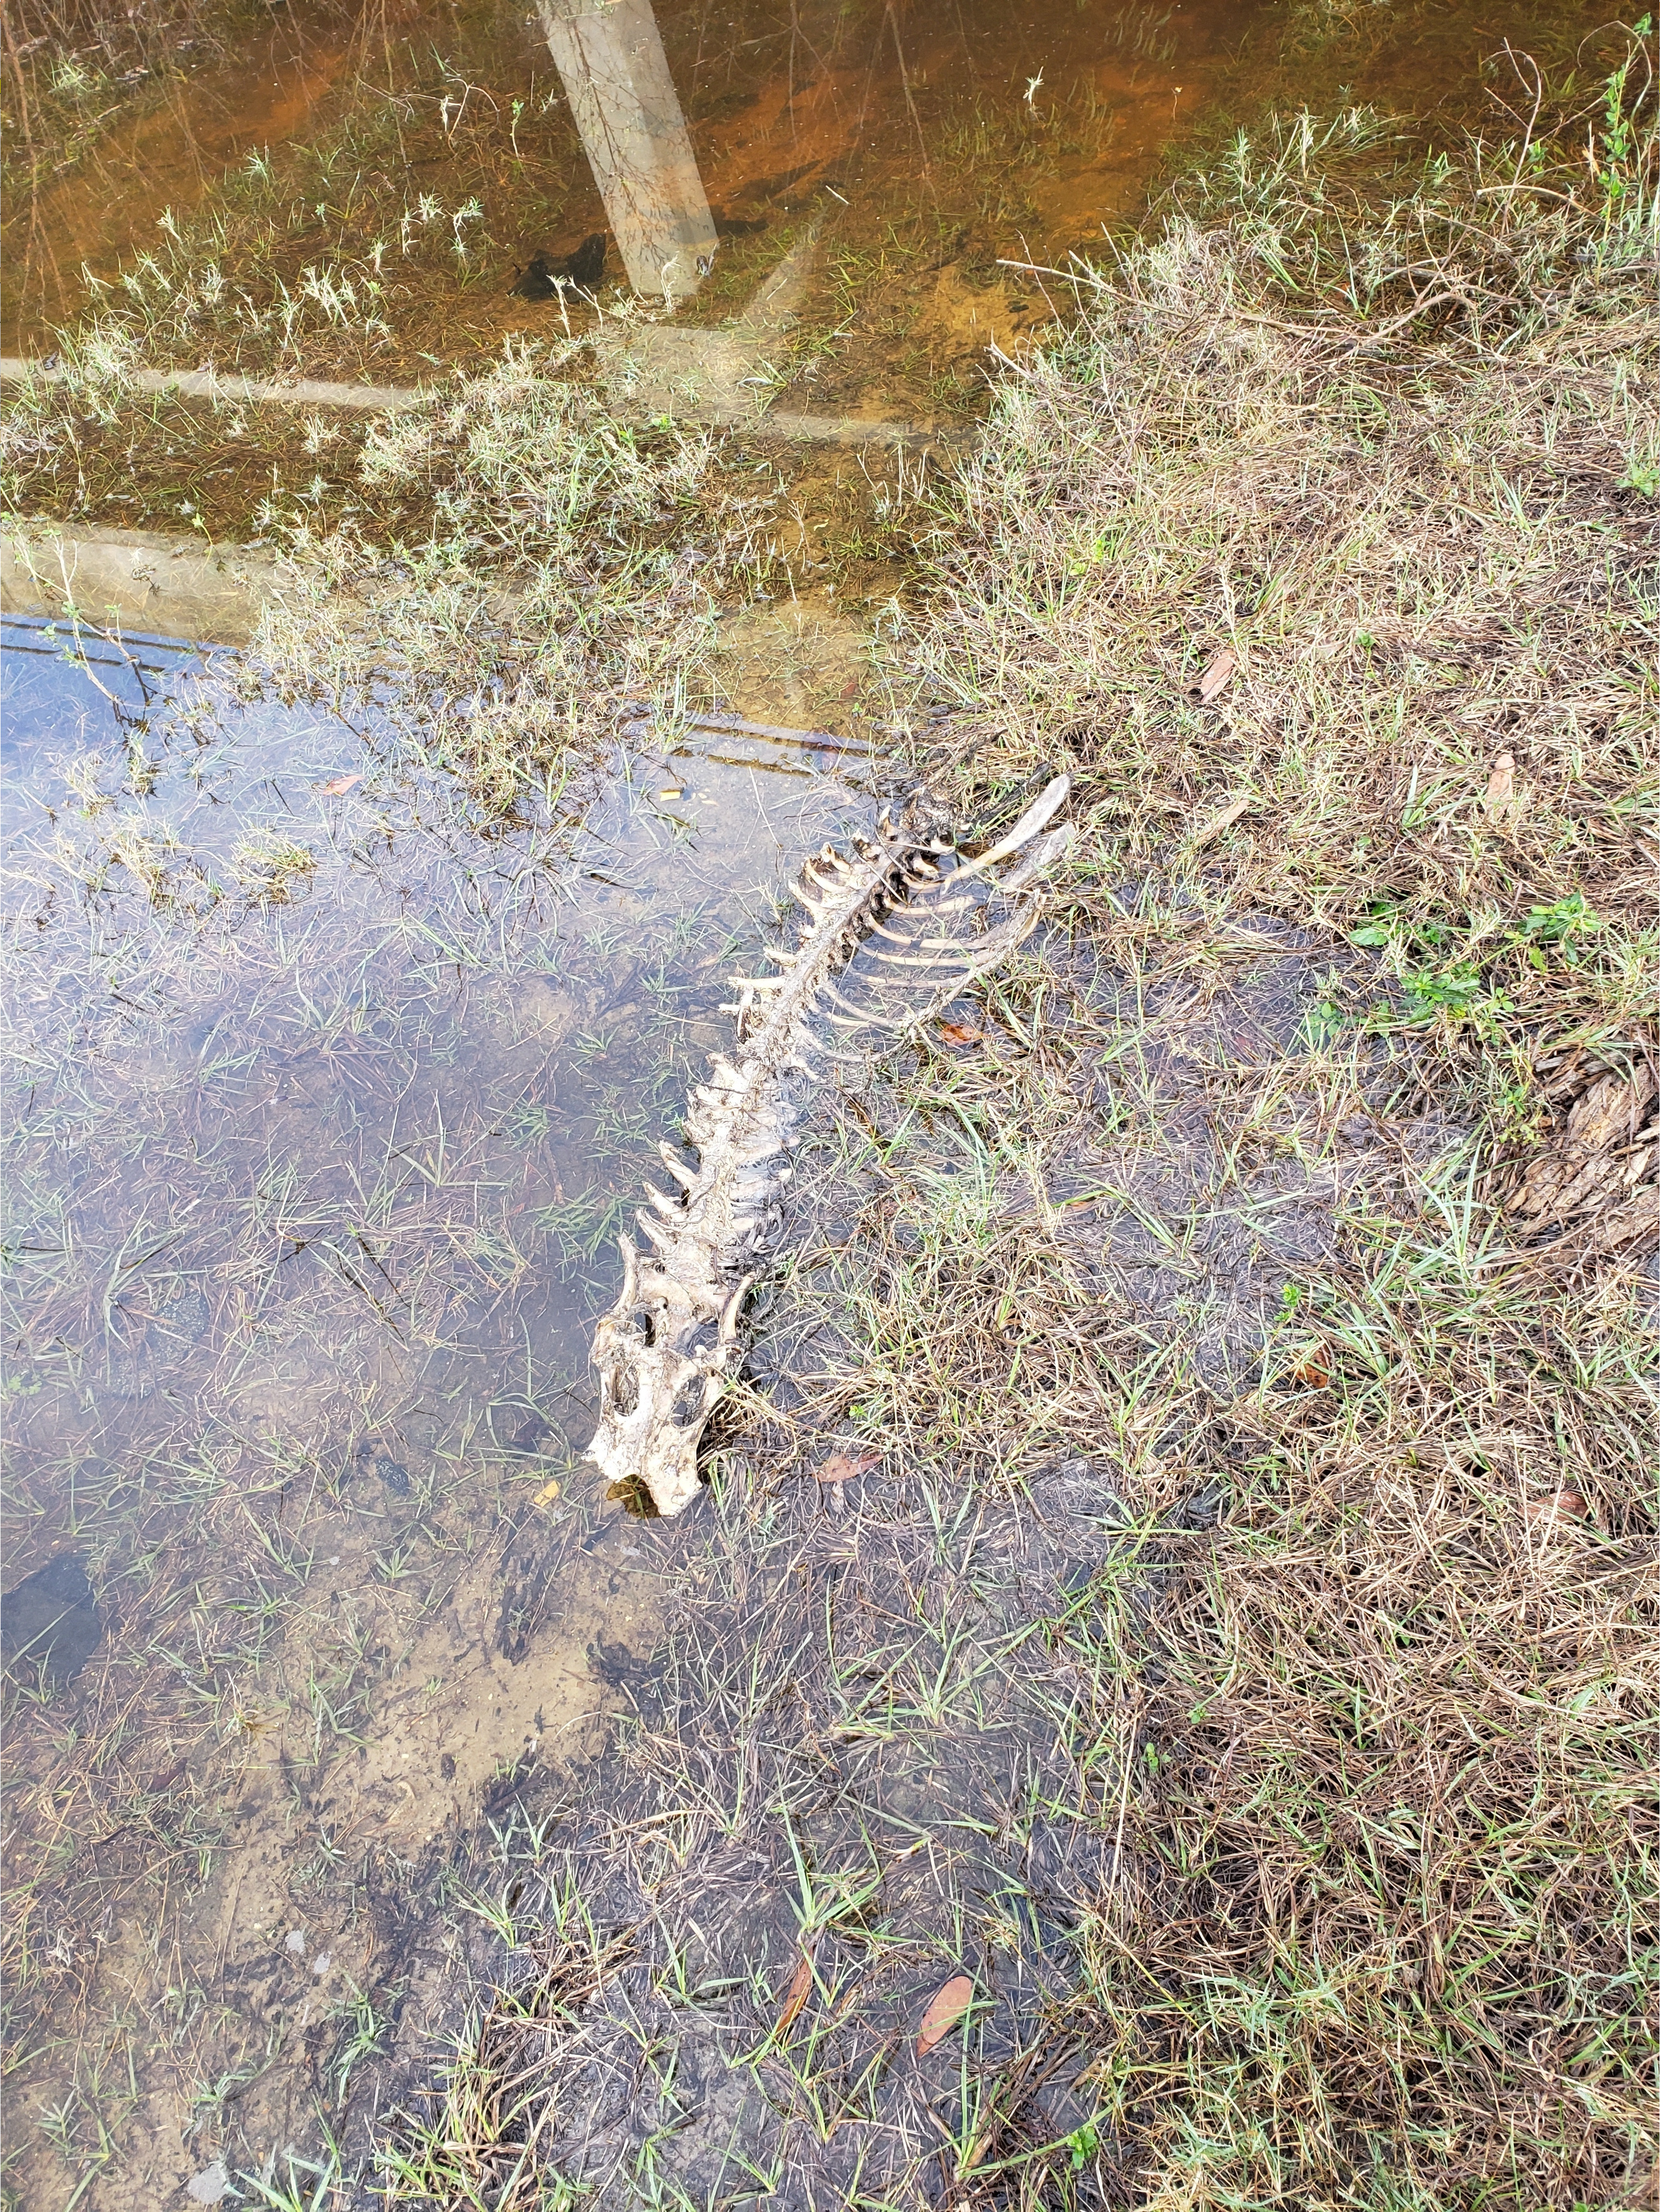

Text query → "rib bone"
[587,778,1071,1515]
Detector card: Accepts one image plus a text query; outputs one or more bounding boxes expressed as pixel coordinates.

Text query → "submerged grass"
[3,10,1656,2207]
[363,45,1658,2212]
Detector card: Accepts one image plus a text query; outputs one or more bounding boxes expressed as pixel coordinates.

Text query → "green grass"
[363,40,1657,2211]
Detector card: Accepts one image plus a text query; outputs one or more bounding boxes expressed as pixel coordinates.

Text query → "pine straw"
[1069,1287,1656,2207]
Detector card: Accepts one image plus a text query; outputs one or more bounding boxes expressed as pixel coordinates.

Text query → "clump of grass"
[228,826,317,901]
[881,48,1659,2211]
[253,337,722,807]
[100,817,179,901]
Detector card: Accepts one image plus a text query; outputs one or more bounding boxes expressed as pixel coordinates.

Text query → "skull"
[588,1239,749,1516]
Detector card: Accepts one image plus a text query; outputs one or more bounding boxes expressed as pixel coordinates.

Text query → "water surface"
[0,604,873,2204]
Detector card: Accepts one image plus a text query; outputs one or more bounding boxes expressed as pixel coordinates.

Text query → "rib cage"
[587,776,1072,1515]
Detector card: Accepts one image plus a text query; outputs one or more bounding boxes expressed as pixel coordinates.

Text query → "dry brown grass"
[880,55,1659,2212]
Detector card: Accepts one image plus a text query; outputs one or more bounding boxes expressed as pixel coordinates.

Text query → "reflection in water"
[3,0,1261,423]
[0,605,873,2199]
[538,0,719,302]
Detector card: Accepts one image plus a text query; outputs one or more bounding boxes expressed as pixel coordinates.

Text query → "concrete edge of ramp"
[0,357,957,448]
[0,358,429,413]
[2,521,278,646]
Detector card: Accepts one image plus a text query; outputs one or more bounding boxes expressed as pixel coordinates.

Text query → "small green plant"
[230,830,319,902]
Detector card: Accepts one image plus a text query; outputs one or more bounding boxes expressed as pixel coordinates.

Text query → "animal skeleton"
[588,776,1072,1515]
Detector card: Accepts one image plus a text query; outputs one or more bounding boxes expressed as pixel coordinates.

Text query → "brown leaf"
[775,1946,816,2035]
[1291,1347,1331,1388]
[1523,1490,1588,1526]
[1484,752,1515,817]
[1190,793,1252,849]
[318,774,362,795]
[1510,1066,1659,1228]
[1194,647,1237,702]
[817,1450,880,1486]
[917,1974,975,2055]
[937,1022,983,1047]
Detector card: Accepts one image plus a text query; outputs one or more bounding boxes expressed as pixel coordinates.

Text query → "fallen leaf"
[775,1945,816,2035]
[1523,1489,1588,1525]
[937,1022,983,1047]
[1194,647,1238,702]
[1190,793,1253,849]
[1484,752,1515,817]
[1291,1347,1331,1387]
[532,1478,562,1506]
[817,1450,880,1485]
[917,1973,975,2055]
[318,774,362,796]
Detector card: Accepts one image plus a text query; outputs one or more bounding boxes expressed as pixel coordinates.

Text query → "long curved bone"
[588,777,1071,1514]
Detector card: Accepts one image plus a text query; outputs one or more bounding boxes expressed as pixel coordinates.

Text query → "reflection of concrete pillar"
[537,0,718,306]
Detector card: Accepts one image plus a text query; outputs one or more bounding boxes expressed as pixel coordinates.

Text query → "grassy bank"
[867,51,1660,2205]
[364,44,1658,2212]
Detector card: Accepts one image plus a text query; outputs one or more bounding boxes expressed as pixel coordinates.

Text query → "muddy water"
[2,4,357,355]
[7,0,1260,413]
[0,606,871,2206]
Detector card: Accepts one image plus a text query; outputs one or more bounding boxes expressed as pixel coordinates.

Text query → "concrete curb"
[1,357,427,413]
[2,521,278,645]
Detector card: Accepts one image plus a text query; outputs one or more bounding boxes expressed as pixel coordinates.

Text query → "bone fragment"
[586,778,1071,1514]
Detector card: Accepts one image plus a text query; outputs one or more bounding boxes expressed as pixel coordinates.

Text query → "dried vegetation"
[896,53,1660,2210]
[368,48,1659,2212]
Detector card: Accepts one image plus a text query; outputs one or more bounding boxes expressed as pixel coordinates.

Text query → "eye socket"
[670,1381,704,1429]
[631,1311,656,1347]
[609,1365,640,1417]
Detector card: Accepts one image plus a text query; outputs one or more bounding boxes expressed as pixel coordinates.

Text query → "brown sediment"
[2,4,357,354]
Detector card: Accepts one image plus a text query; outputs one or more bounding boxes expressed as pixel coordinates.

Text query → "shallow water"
[2,2,355,355]
[0,608,878,2203]
[5,0,1261,415]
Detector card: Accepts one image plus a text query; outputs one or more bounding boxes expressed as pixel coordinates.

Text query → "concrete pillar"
[537,0,719,306]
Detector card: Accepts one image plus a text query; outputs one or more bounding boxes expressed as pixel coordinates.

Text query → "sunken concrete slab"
[2,520,276,644]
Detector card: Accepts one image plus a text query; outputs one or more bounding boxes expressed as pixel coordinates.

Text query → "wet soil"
[2,0,1633,2199]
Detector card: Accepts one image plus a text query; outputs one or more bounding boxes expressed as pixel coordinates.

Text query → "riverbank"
[2,5,1655,2208]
